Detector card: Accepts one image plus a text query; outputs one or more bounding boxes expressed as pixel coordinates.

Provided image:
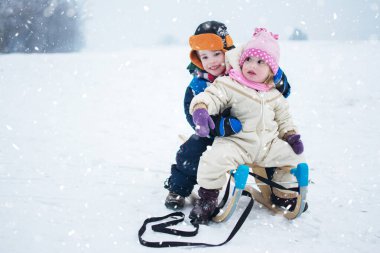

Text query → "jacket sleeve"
[209,108,242,137]
[275,71,291,98]
[184,86,196,130]
[189,79,231,116]
[273,95,298,139]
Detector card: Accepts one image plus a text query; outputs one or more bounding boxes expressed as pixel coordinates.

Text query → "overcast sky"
[84,0,380,50]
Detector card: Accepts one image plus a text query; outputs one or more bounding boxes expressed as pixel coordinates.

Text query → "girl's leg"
[197,139,249,189]
[190,139,249,224]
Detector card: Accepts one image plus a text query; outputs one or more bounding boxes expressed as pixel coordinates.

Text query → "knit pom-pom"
[253,27,279,40]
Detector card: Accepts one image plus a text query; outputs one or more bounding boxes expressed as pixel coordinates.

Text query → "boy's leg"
[165,134,213,208]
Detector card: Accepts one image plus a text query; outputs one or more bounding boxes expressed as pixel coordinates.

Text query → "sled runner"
[213,164,250,222]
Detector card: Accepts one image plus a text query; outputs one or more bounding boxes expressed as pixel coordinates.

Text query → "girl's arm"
[189,78,230,116]
[273,95,298,139]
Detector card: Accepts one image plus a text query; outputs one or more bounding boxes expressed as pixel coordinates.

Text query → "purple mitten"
[192,108,215,137]
[286,134,304,154]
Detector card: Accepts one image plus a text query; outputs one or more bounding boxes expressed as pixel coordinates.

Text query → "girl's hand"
[286,134,304,154]
[192,108,215,137]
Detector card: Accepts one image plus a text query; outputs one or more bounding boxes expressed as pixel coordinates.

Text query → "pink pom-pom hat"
[239,28,280,75]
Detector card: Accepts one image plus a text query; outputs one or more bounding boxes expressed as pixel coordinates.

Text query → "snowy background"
[85,0,380,49]
[1,0,380,253]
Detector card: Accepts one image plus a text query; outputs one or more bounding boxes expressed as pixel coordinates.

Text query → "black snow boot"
[165,192,185,210]
[271,194,308,212]
[189,187,219,225]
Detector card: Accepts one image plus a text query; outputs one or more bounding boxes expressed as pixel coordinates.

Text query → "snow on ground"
[0,41,379,253]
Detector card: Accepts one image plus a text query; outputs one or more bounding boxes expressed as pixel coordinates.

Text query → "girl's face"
[242,56,271,83]
[197,50,226,77]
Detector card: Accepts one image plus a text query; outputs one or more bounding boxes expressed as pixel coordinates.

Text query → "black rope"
[138,175,254,248]
[138,194,253,247]
[249,172,298,192]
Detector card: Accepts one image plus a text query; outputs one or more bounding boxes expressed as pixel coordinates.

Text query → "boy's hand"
[193,108,215,137]
[286,134,304,154]
[211,115,242,137]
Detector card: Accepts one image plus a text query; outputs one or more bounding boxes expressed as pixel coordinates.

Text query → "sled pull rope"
[138,175,254,248]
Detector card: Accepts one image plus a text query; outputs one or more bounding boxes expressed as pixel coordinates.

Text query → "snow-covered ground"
[1,41,379,253]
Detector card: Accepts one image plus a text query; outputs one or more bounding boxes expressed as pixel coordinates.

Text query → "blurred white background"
[85,0,380,50]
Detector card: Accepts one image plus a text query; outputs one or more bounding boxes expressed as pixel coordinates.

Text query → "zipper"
[253,92,265,162]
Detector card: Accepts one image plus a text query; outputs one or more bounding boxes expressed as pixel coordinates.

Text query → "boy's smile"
[197,50,226,77]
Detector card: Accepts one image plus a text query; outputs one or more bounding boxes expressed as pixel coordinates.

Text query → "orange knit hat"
[189,21,234,70]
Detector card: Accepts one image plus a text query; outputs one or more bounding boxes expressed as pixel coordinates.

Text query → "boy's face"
[197,50,226,77]
[242,56,271,83]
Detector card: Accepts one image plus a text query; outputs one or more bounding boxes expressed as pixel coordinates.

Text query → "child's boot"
[272,168,308,212]
[189,187,219,225]
[271,193,309,212]
[165,192,185,210]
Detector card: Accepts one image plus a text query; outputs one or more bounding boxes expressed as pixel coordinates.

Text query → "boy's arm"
[209,108,242,137]
[274,68,291,98]
[184,86,196,130]
[183,76,209,130]
[274,93,305,154]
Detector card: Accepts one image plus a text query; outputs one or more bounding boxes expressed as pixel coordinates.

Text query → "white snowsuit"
[189,48,306,191]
